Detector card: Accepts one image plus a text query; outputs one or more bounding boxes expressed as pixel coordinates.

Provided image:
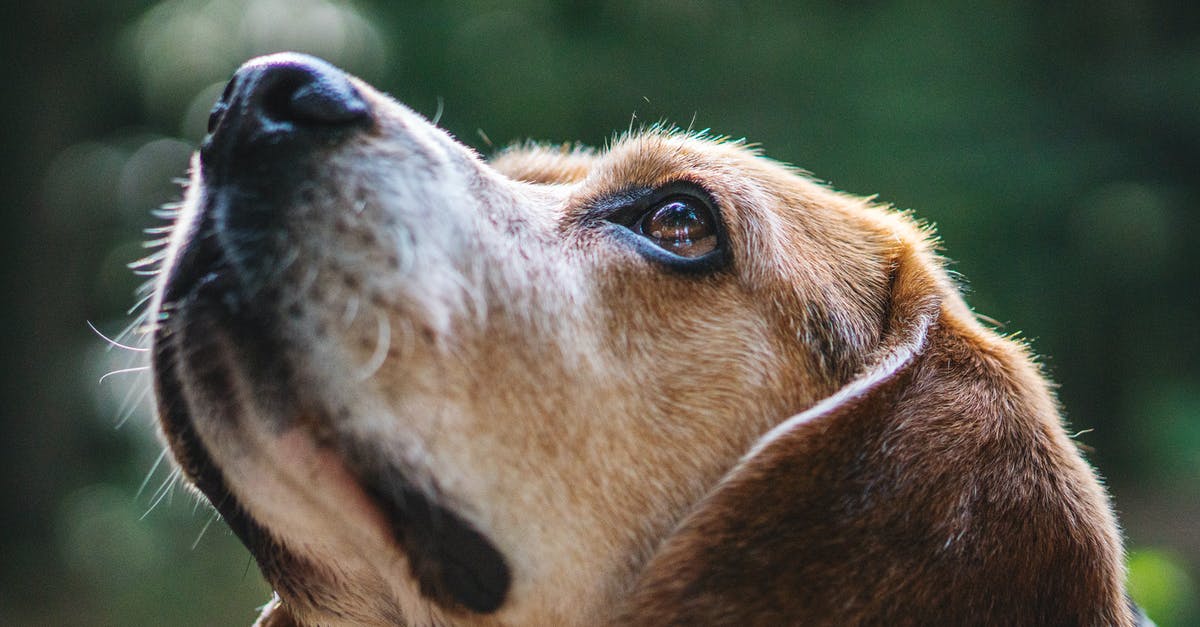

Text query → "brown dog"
[149,53,1139,626]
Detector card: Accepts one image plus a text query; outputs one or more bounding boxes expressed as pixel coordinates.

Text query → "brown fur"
[153,56,1133,626]
[621,240,1130,626]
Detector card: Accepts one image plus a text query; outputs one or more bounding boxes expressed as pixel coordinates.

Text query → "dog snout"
[202,53,372,169]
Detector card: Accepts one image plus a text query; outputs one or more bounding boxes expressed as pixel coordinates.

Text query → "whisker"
[136,448,170,498]
[115,384,152,430]
[112,368,145,425]
[128,249,166,269]
[191,509,220,550]
[142,468,181,520]
[431,96,445,126]
[87,320,149,353]
[356,310,391,382]
[113,312,151,348]
[134,277,158,299]
[98,366,150,384]
[125,292,155,316]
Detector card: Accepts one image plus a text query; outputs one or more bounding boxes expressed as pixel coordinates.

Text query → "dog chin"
[156,280,512,619]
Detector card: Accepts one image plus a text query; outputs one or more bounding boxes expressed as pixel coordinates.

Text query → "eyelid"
[580,187,654,225]
[589,181,731,273]
[589,182,719,225]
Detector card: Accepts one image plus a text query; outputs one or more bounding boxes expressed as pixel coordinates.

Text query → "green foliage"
[1129,550,1199,626]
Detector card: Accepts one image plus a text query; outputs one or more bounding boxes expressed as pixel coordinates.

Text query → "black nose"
[204,53,371,163]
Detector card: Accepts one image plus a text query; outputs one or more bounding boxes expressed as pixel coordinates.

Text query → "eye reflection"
[637,197,717,258]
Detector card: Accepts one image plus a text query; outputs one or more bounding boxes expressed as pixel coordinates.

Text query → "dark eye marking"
[592,182,730,273]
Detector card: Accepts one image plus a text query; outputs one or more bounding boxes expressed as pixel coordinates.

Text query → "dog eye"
[634,197,717,258]
[594,184,728,272]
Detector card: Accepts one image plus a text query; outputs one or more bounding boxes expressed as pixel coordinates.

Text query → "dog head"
[149,54,1133,626]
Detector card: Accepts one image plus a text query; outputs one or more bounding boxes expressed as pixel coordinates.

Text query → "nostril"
[287,77,370,125]
[207,76,239,135]
[208,53,373,143]
[202,53,372,169]
[255,62,370,128]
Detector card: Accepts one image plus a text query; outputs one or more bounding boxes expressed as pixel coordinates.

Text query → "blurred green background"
[2,1,1197,625]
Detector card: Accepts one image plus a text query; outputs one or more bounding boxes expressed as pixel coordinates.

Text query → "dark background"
[2,1,1197,624]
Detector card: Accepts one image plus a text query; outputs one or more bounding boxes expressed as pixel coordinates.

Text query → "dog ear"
[622,240,1133,626]
[489,142,596,184]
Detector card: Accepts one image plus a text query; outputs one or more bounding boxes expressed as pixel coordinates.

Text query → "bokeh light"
[124,0,386,125]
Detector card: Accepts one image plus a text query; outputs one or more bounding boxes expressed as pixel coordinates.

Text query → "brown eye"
[597,184,728,272]
[636,197,718,258]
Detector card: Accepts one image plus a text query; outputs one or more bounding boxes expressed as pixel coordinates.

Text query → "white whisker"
[191,509,220,550]
[125,292,155,316]
[356,310,391,382]
[115,384,152,430]
[128,249,166,269]
[142,468,181,520]
[136,449,170,498]
[431,96,445,126]
[87,320,149,353]
[113,312,151,349]
[112,369,145,424]
[98,366,150,385]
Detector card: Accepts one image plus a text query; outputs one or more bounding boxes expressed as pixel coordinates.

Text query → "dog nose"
[204,53,371,160]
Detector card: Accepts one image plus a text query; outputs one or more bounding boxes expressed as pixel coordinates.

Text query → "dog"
[148,53,1142,625]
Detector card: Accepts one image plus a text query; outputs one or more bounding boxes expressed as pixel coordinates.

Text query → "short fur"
[150,54,1134,626]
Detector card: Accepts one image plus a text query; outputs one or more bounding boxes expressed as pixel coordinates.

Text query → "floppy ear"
[489,142,597,184]
[622,242,1133,626]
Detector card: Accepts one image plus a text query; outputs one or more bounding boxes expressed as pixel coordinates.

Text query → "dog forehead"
[587,133,774,197]
[494,132,787,198]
